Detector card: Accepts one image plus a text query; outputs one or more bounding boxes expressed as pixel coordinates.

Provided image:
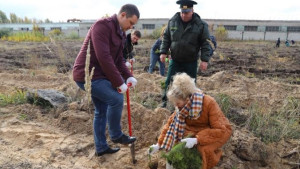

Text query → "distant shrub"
[0,28,12,38]
[1,31,49,42]
[151,27,161,39]
[66,31,80,39]
[151,25,167,39]
[49,29,63,37]
[215,26,228,41]
[32,24,40,32]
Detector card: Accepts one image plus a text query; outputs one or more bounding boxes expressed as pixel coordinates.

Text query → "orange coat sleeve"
[157,113,176,146]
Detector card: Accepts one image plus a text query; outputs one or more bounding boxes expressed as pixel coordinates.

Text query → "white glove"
[181,138,198,149]
[126,77,137,88]
[148,143,160,155]
[125,61,132,68]
[129,58,135,63]
[117,83,128,93]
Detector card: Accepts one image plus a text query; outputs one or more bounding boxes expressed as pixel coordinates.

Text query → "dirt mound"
[217,125,288,169]
[121,103,170,149]
[198,71,300,111]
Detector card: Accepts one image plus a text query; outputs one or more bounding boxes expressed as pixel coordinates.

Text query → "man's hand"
[126,77,137,87]
[117,83,128,93]
[125,61,132,68]
[181,138,197,149]
[148,143,160,155]
[160,54,167,63]
[199,61,208,71]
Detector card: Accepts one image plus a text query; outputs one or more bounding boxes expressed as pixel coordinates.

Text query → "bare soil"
[0,39,299,169]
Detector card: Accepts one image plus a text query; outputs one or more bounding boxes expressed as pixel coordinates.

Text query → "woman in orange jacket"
[149,73,232,169]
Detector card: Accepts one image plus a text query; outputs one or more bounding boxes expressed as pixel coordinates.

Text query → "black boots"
[112,134,136,144]
[95,147,120,156]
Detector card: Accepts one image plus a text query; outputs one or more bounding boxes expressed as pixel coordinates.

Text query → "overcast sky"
[1,0,300,22]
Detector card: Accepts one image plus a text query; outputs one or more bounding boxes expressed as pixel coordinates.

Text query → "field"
[0,39,299,169]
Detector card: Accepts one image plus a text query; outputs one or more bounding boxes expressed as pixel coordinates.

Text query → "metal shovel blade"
[130,142,137,164]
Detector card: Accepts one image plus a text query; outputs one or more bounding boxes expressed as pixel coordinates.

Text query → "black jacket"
[123,33,138,60]
[160,12,211,62]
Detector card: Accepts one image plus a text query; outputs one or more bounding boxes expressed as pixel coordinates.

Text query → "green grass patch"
[0,89,27,107]
[19,113,28,121]
[160,80,166,90]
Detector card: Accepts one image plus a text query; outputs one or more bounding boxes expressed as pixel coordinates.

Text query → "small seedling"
[148,147,158,169]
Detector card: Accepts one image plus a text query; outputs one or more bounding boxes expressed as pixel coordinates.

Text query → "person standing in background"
[159,0,212,108]
[123,30,141,68]
[148,26,168,76]
[276,38,280,48]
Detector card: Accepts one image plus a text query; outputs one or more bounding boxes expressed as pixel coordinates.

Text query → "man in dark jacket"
[159,0,211,107]
[73,4,139,156]
[123,30,141,68]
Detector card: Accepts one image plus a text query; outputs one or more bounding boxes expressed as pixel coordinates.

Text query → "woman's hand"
[181,138,197,148]
[148,143,160,155]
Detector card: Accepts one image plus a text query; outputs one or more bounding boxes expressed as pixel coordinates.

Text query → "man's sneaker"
[95,147,120,156]
[112,134,136,145]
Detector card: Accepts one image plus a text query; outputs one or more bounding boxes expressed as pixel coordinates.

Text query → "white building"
[1,18,300,41]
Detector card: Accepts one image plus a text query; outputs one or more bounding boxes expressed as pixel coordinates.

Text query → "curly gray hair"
[167,73,198,103]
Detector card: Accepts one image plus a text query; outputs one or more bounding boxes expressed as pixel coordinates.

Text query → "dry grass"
[84,41,94,108]
[216,93,300,144]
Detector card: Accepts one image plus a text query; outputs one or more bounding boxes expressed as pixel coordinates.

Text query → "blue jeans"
[148,51,165,76]
[76,79,124,153]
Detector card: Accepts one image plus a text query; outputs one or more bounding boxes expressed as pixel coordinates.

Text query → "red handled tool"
[126,83,133,136]
[126,83,136,164]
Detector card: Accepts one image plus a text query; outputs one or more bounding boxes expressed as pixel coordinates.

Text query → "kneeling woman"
[149,73,232,169]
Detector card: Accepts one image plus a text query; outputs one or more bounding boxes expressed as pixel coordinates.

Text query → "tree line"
[0,10,52,24]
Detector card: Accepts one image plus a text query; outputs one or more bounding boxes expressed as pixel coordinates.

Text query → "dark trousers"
[162,59,198,103]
